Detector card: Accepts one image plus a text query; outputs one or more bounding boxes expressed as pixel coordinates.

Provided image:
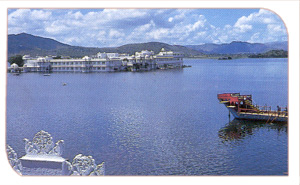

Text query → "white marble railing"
[63,154,105,176]
[24,130,64,156]
[6,145,22,175]
[7,130,105,176]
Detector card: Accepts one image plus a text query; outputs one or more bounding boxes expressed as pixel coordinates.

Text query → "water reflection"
[218,119,287,142]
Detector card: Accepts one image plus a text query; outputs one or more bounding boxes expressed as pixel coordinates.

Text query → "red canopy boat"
[217,93,288,122]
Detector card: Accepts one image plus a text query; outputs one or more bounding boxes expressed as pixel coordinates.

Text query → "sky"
[7,8,287,47]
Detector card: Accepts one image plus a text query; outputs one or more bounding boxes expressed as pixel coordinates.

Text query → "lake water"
[6,58,288,175]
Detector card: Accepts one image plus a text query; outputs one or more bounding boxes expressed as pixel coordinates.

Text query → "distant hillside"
[185,41,288,54]
[8,33,202,57]
[8,33,287,58]
[115,42,201,56]
[264,41,288,51]
[8,33,70,55]
[8,33,100,57]
[248,49,288,58]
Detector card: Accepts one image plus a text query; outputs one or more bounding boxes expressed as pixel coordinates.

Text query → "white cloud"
[8,9,52,24]
[234,9,276,26]
[66,11,83,20]
[267,24,285,33]
[236,24,253,33]
[218,35,229,43]
[168,10,186,23]
[99,9,148,22]
[147,28,169,40]
[8,8,287,47]
[234,16,253,33]
[109,29,125,38]
[185,15,207,32]
[248,32,260,43]
[31,10,52,20]
[229,9,287,42]
[134,20,155,32]
[63,37,83,45]
[233,9,277,34]
[45,20,71,35]
[8,9,30,23]
[262,17,275,24]
[192,20,205,30]
[196,31,207,37]
[8,9,54,35]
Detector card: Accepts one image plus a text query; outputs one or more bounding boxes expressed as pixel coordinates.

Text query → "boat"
[217,93,288,122]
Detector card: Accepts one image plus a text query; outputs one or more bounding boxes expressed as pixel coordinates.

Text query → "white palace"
[15,48,184,73]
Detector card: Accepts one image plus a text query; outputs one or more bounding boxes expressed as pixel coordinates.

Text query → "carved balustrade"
[7,145,22,175]
[7,130,105,176]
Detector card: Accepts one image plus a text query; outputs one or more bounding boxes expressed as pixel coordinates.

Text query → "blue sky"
[8,8,287,47]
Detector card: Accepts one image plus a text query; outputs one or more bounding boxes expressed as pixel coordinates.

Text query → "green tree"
[53,55,62,59]
[8,55,24,67]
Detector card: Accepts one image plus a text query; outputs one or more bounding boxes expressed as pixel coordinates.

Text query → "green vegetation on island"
[8,55,24,66]
[190,49,288,59]
[248,50,288,58]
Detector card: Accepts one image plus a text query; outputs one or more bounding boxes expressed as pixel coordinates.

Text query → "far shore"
[185,56,287,59]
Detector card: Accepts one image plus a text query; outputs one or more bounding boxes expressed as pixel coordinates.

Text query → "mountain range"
[8,33,287,57]
[185,41,287,54]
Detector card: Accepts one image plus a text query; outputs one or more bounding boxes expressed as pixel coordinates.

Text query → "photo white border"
[0,1,299,185]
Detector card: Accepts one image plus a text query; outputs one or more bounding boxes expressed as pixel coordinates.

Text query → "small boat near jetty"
[217,93,288,122]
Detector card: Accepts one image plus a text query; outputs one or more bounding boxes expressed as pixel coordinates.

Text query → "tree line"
[248,50,288,58]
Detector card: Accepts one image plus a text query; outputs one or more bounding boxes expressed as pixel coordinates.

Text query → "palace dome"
[11,63,19,69]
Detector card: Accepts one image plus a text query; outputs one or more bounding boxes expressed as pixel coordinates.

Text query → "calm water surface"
[6,58,288,175]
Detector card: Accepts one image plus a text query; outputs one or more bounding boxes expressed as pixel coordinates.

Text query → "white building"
[9,63,20,73]
[154,48,184,69]
[20,48,183,73]
[135,50,154,58]
[23,56,52,72]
